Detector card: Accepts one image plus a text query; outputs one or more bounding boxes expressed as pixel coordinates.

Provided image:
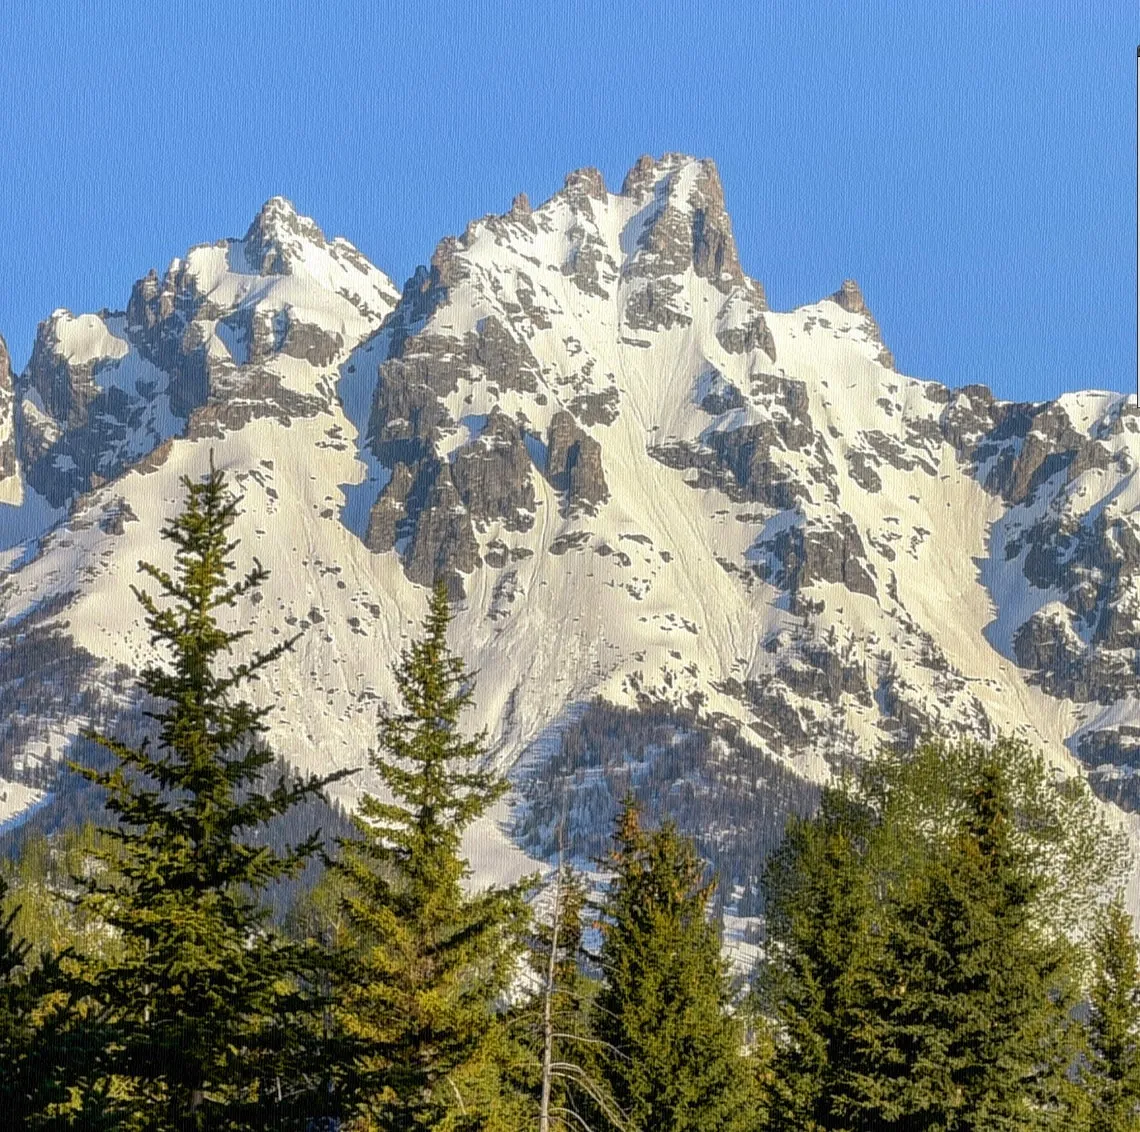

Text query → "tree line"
[0,463,1139,1130]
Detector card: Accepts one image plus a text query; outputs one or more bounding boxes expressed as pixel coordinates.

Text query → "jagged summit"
[242,195,329,275]
[4,201,398,512]
[822,278,895,370]
[832,278,868,313]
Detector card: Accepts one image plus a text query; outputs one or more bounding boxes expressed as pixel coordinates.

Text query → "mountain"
[1,154,1138,922]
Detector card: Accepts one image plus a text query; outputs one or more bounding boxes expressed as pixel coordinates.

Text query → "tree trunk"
[540,866,563,1132]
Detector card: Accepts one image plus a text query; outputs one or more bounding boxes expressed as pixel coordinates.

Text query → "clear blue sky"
[0,1,1135,402]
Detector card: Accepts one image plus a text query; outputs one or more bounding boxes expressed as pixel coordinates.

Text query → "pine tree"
[333,580,532,1132]
[1084,902,1140,1131]
[591,797,755,1132]
[67,459,353,1130]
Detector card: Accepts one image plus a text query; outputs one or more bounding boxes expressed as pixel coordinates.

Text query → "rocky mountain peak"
[0,335,14,483]
[242,196,328,275]
[563,166,608,202]
[827,278,895,370]
[619,151,698,201]
[832,278,867,314]
[8,155,1140,913]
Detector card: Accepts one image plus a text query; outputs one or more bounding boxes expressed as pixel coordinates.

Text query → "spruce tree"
[591,797,755,1132]
[68,460,353,1130]
[759,738,1115,1132]
[333,580,531,1132]
[1084,902,1140,1131]
[758,787,884,1132]
[0,874,78,1125]
[865,760,1082,1131]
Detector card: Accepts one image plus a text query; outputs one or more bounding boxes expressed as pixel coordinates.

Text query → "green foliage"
[591,797,756,1132]
[759,736,1121,1131]
[758,788,882,1131]
[1083,902,1140,1131]
[865,761,1083,1130]
[0,822,125,961]
[333,580,533,1131]
[861,737,1129,942]
[62,459,353,1130]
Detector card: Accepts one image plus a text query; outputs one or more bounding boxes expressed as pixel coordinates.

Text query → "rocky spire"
[242,196,328,275]
[0,333,16,480]
[829,278,894,369]
[832,279,867,314]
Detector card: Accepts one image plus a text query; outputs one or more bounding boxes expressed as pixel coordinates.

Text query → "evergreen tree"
[759,738,1118,1132]
[757,787,883,1132]
[333,580,532,1132]
[67,459,353,1130]
[0,874,78,1125]
[864,760,1083,1131]
[591,797,755,1132]
[1084,902,1140,1131]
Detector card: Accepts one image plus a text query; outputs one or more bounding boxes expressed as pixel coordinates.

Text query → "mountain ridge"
[0,152,1137,923]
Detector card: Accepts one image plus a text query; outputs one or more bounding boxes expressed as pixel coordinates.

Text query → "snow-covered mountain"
[2,153,1139,910]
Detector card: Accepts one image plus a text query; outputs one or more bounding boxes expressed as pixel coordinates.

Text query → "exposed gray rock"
[364,463,415,552]
[763,514,878,599]
[832,279,867,314]
[279,314,343,367]
[846,451,882,493]
[17,310,190,506]
[620,154,662,200]
[859,429,938,477]
[777,645,871,706]
[364,450,482,598]
[404,459,480,599]
[1075,727,1140,769]
[484,538,510,568]
[97,498,139,536]
[562,167,608,214]
[0,334,18,481]
[385,241,465,357]
[22,314,104,433]
[699,378,746,416]
[368,338,462,467]
[451,410,537,532]
[716,309,776,360]
[561,224,615,299]
[568,386,621,426]
[652,372,818,507]
[513,271,552,329]
[621,156,730,332]
[242,196,328,275]
[689,160,747,294]
[549,530,591,555]
[829,279,894,369]
[471,315,540,392]
[1006,506,1140,701]
[546,411,609,514]
[987,402,1109,504]
[624,277,691,332]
